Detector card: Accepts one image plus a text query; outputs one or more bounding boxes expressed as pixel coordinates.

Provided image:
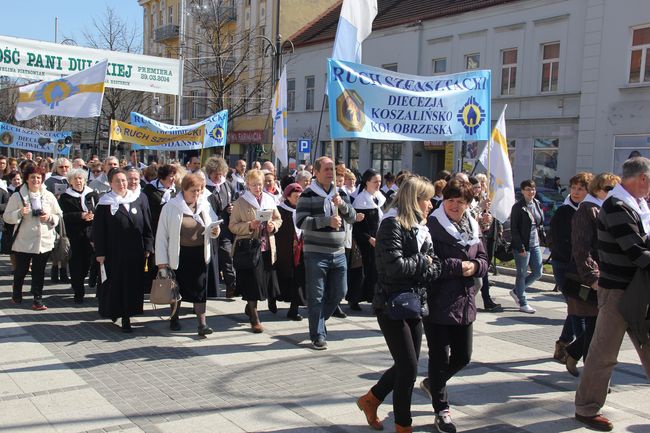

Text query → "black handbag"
[494,236,514,262]
[233,238,261,270]
[562,274,598,305]
[386,290,427,321]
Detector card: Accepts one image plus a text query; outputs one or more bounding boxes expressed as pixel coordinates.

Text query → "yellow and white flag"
[270,65,288,167]
[477,106,515,223]
[15,59,107,121]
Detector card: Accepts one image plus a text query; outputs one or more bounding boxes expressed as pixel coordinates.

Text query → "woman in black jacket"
[357,176,440,433]
[509,179,545,314]
[423,180,488,433]
[59,169,99,303]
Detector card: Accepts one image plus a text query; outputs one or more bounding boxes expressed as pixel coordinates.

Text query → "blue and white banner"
[327,59,491,141]
[0,122,72,155]
[129,110,228,151]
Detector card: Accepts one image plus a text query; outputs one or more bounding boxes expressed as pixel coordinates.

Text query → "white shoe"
[519,304,536,314]
[509,290,520,307]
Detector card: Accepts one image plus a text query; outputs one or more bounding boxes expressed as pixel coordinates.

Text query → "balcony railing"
[154,24,180,42]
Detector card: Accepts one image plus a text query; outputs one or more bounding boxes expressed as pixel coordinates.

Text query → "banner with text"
[110,120,205,147]
[129,110,228,151]
[327,59,491,141]
[0,122,71,155]
[0,35,179,95]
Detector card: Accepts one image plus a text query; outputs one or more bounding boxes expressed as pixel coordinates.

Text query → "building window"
[168,6,173,24]
[305,75,315,111]
[614,135,650,172]
[347,141,359,172]
[629,26,650,83]
[256,87,263,113]
[500,48,517,95]
[287,78,295,111]
[372,142,402,176]
[382,63,398,72]
[541,42,560,92]
[464,53,480,70]
[432,58,447,75]
[532,138,559,188]
[242,84,248,113]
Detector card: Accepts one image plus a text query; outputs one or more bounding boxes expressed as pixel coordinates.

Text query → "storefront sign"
[229,130,265,143]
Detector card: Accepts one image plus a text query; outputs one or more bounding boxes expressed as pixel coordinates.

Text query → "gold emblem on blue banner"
[336,90,365,132]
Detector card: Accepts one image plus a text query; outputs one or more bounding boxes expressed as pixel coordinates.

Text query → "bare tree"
[183,0,273,123]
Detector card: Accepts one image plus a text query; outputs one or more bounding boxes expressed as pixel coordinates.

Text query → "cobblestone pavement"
[1,256,648,433]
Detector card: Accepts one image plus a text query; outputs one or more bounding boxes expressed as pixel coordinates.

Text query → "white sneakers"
[510,290,536,314]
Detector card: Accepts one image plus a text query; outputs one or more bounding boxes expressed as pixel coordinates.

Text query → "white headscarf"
[353,189,386,220]
[98,190,139,215]
[580,194,603,208]
[306,179,337,217]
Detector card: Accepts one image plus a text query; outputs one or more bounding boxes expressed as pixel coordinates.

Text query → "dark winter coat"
[549,202,577,263]
[510,198,546,253]
[426,215,489,326]
[59,189,99,244]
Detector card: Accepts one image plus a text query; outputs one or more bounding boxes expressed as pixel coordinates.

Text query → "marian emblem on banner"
[35,79,80,109]
[336,90,365,132]
[209,126,225,144]
[457,96,485,135]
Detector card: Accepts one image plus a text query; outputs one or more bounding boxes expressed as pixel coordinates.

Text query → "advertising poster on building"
[0,122,72,155]
[327,59,491,142]
[129,110,228,151]
[0,35,179,95]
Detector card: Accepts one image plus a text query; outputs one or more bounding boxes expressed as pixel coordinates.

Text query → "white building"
[285,0,650,186]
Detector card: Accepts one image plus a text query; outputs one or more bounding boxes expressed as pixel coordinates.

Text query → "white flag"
[477,106,515,223]
[331,0,378,63]
[15,59,107,121]
[271,66,288,167]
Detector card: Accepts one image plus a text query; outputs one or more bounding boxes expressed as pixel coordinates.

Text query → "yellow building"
[139,0,337,162]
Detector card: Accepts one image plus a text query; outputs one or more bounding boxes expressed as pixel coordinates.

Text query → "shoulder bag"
[386,288,428,321]
[150,268,181,318]
[51,218,71,264]
[233,237,261,270]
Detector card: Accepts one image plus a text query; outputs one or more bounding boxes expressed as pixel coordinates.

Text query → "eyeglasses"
[603,185,614,192]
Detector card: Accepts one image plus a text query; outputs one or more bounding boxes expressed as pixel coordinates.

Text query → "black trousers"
[424,321,473,413]
[218,237,236,291]
[372,313,423,427]
[13,251,51,301]
[566,315,598,361]
[481,235,495,304]
[69,238,93,300]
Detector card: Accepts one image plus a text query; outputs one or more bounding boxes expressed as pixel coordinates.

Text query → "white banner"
[0,35,179,95]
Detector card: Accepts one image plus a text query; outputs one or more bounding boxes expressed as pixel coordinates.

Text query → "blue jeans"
[304,251,348,342]
[513,245,543,306]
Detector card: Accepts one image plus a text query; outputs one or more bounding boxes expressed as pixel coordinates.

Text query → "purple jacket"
[425,215,489,325]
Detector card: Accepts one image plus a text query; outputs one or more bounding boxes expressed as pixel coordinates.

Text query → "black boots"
[51,265,59,284]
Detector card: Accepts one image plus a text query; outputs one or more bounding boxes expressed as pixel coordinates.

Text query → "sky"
[3,0,143,47]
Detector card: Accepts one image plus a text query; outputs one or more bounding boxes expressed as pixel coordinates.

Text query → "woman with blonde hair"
[357,176,441,433]
[229,169,282,333]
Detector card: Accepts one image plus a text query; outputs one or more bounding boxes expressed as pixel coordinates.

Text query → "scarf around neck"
[169,193,208,227]
[98,190,139,215]
[154,179,175,204]
[279,201,302,238]
[431,206,480,247]
[65,186,94,212]
[353,189,386,219]
[580,194,603,208]
[241,190,277,211]
[562,195,580,210]
[606,183,650,234]
[307,179,337,217]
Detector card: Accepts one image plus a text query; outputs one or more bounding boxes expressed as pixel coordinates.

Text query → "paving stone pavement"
[0,256,648,433]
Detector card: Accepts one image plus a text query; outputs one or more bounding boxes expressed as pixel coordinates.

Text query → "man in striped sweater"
[296,156,356,350]
[574,157,650,432]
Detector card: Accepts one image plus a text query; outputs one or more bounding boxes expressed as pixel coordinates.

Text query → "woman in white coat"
[155,173,220,336]
[3,164,62,310]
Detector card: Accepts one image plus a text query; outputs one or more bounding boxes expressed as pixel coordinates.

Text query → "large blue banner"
[0,122,72,155]
[129,110,228,151]
[327,59,491,141]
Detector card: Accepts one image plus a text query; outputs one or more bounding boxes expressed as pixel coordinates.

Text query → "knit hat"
[283,182,303,198]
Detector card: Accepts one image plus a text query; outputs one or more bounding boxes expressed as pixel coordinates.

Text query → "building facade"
[287,0,650,185]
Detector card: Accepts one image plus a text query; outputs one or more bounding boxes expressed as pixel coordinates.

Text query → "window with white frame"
[500,48,517,95]
[305,75,315,111]
[432,58,447,75]
[541,42,560,92]
[629,26,650,83]
[532,138,559,187]
[287,78,295,111]
[465,53,480,70]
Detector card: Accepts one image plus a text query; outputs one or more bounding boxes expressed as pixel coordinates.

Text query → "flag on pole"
[15,59,107,121]
[331,0,378,63]
[271,65,288,167]
[477,106,515,223]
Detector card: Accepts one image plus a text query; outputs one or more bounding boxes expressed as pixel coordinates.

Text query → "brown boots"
[395,424,413,433]
[554,340,568,364]
[357,389,383,430]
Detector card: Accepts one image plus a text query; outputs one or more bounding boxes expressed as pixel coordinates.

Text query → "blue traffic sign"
[298,138,311,153]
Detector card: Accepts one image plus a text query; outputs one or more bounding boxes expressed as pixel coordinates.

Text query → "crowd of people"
[1,150,649,433]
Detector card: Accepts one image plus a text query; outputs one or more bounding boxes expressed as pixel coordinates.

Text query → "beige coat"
[229,196,282,264]
[3,184,62,254]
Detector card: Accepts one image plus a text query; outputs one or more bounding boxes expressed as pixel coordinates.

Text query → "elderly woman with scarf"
[59,168,99,303]
[229,169,282,333]
[422,179,488,433]
[93,168,154,332]
[156,173,221,336]
[349,168,385,311]
[275,183,306,321]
